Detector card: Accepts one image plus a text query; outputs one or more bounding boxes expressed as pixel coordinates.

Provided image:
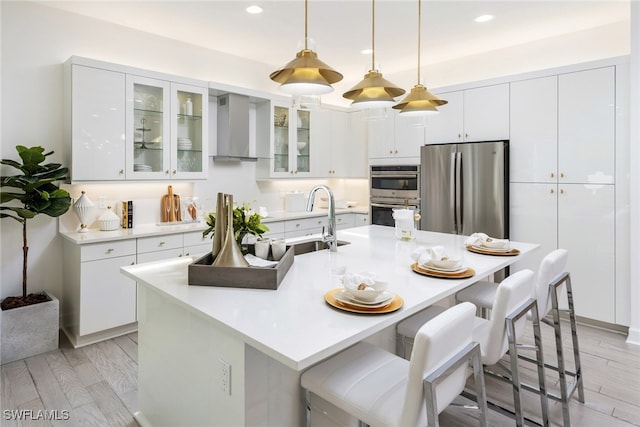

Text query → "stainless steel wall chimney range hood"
[215,93,254,161]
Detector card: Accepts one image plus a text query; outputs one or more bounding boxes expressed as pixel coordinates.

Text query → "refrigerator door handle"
[450,152,457,232]
[455,152,463,234]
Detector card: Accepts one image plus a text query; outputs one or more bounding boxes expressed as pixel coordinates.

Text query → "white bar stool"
[456,249,584,426]
[301,302,487,427]
[396,269,550,427]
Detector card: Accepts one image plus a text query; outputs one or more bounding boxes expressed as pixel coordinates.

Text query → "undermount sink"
[293,240,350,255]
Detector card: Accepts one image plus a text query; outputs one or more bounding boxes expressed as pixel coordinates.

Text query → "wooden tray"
[325,288,403,314]
[188,244,294,290]
[466,245,520,256]
[411,262,476,279]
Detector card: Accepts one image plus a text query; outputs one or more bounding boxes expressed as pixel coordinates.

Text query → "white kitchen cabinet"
[311,109,349,177]
[62,239,137,345]
[335,213,355,230]
[558,67,615,184]
[262,220,285,240]
[368,110,425,161]
[65,64,126,181]
[558,184,615,323]
[65,56,208,182]
[424,84,509,144]
[126,75,208,180]
[510,76,558,183]
[355,213,369,226]
[285,216,328,238]
[510,182,615,323]
[257,102,312,178]
[183,231,211,257]
[347,111,368,178]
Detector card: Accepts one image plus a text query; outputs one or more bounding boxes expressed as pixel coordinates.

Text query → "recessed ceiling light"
[361,48,373,55]
[246,5,263,14]
[474,14,494,23]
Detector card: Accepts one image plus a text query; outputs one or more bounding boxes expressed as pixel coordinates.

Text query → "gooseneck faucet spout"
[306,185,337,252]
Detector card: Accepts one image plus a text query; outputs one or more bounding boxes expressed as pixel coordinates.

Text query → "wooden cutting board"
[161,185,181,222]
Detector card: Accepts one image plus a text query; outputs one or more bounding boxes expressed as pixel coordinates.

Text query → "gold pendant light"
[393,0,447,115]
[269,0,343,96]
[343,0,405,108]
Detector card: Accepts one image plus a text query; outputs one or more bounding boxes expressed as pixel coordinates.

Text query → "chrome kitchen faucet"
[306,185,337,252]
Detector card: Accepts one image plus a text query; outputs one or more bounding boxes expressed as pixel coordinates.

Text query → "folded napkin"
[342,271,376,290]
[244,253,278,268]
[411,246,462,269]
[465,232,509,249]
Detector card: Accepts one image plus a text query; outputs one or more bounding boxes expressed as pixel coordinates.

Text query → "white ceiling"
[41,0,630,83]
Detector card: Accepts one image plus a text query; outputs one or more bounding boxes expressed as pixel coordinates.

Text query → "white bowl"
[297,141,307,153]
[429,256,462,270]
[343,278,388,302]
[482,238,509,249]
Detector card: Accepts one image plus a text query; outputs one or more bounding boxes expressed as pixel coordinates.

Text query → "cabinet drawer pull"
[296,224,300,228]
[159,241,166,246]
[106,248,114,254]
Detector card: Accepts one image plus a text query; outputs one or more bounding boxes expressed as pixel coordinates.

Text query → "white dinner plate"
[421,263,466,273]
[334,290,394,308]
[475,244,511,252]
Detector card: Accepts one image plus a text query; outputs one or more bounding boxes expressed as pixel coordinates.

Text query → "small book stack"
[121,201,133,229]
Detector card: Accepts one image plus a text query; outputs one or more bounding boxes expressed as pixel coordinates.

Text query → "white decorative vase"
[74,191,94,233]
[1,291,59,364]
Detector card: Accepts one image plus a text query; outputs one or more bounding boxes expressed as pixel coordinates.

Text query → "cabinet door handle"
[173,170,177,175]
[560,189,565,194]
[550,172,555,178]
[560,172,565,178]
[130,262,135,265]
[185,252,189,256]
[394,150,398,154]
[457,133,462,139]
[465,133,468,139]
[165,170,170,175]
[550,188,554,194]
[119,169,124,175]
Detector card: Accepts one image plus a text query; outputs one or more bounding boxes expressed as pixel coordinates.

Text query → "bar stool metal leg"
[548,273,585,426]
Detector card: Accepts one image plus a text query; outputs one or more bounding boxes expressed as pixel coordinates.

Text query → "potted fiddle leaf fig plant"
[0,145,71,363]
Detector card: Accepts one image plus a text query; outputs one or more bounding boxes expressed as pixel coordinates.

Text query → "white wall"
[0,1,632,308]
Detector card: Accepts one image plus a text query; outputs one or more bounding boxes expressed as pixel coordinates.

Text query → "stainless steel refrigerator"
[420,141,509,239]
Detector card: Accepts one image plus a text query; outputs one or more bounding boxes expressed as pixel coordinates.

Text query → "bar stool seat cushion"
[301,342,414,427]
[456,281,498,308]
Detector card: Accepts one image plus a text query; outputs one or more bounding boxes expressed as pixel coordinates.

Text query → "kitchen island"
[121,225,538,427]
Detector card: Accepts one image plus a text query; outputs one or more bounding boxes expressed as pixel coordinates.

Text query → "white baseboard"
[626,327,640,346]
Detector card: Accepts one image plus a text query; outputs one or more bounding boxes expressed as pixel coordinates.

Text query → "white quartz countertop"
[121,225,538,371]
[59,208,367,244]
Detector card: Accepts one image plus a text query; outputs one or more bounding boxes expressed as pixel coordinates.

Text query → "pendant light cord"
[371,0,376,71]
[417,0,422,84]
[304,0,309,50]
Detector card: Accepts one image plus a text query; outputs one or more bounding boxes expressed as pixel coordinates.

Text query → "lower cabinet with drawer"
[62,239,137,347]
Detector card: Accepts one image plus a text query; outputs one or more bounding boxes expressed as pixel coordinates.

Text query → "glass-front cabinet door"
[126,76,208,180]
[126,75,171,179]
[270,103,312,177]
[273,105,290,175]
[170,82,208,179]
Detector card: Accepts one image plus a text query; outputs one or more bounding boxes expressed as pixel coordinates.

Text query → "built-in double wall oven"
[369,165,420,227]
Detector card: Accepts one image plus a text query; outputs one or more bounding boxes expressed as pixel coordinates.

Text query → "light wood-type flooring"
[1,321,639,426]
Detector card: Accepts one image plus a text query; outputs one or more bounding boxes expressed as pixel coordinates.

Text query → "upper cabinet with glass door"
[126,76,208,180]
[65,57,209,182]
[171,83,208,179]
[257,102,312,179]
